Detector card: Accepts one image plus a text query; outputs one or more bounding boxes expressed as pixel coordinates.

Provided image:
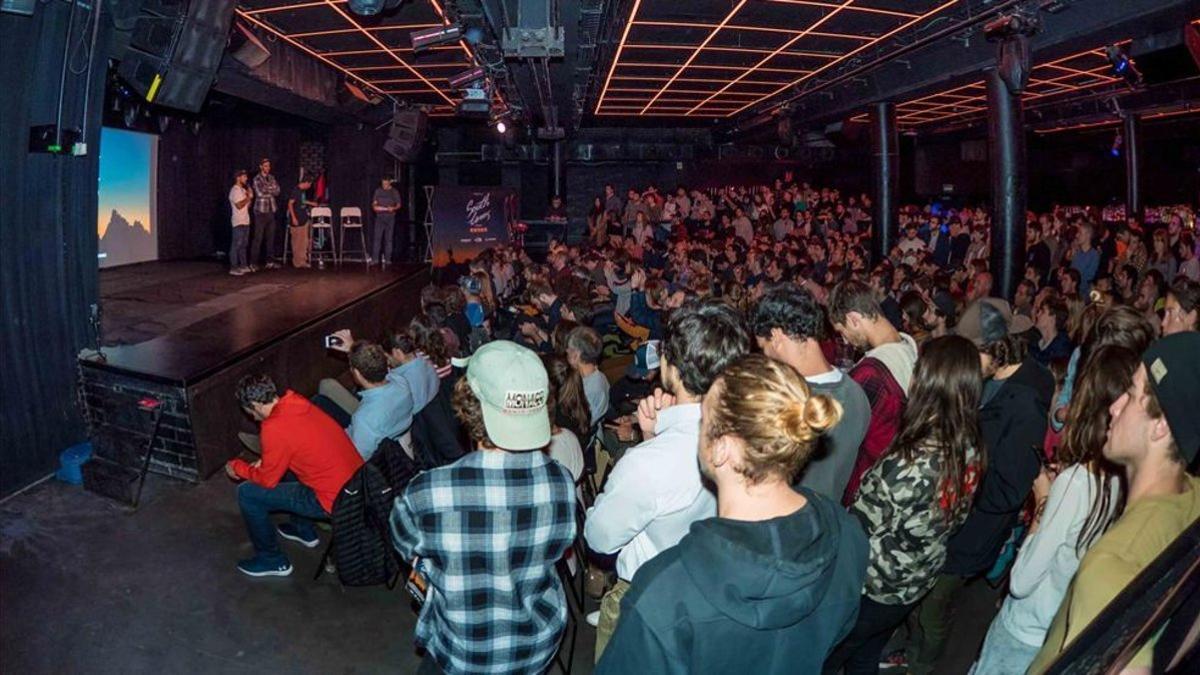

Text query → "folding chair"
[309,206,336,268]
[552,498,591,674]
[338,206,368,266]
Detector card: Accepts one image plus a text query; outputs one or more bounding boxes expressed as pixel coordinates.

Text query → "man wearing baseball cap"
[1030,332,1200,673]
[389,340,576,675]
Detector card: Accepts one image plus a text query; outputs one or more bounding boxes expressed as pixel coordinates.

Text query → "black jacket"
[596,490,868,675]
[331,461,401,587]
[944,357,1054,576]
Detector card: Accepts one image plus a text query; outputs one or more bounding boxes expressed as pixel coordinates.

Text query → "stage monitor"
[97,127,158,268]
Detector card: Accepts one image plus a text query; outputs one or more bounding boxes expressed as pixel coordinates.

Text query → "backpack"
[330,462,401,587]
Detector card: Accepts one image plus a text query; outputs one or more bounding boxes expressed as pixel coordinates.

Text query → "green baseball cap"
[465,340,551,450]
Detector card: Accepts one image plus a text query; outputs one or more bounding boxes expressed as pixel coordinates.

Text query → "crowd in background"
[222,174,1200,675]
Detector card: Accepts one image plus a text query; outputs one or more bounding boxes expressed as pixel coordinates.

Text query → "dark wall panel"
[157,108,315,261]
[1,3,111,495]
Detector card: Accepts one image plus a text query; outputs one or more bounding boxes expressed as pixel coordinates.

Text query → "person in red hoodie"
[225,374,363,577]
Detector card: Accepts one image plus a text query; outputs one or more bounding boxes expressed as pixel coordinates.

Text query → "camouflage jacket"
[851,444,980,605]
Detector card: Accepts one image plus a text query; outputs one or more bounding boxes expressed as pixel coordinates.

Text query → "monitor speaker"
[383,110,428,162]
[228,22,271,69]
[117,0,237,113]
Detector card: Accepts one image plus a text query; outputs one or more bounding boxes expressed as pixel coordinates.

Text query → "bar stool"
[338,207,368,267]
[309,206,336,268]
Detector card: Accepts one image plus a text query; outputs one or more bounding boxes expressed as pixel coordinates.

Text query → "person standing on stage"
[287,176,315,269]
[371,176,401,266]
[228,169,253,276]
[250,157,282,270]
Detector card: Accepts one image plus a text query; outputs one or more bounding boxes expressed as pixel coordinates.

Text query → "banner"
[431,186,518,268]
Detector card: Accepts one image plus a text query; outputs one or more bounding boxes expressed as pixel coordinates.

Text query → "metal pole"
[985,67,1027,301]
[869,101,898,267]
[552,140,563,197]
[1123,112,1142,223]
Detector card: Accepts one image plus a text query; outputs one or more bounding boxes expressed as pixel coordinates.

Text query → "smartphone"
[323,334,344,349]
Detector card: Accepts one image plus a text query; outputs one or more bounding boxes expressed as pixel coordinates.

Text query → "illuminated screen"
[97,127,158,268]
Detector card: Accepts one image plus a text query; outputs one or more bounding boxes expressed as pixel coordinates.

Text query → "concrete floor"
[0,475,596,674]
[1,474,995,674]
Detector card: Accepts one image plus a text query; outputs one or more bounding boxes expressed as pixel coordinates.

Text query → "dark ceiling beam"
[735,0,1198,133]
[1023,76,1200,131]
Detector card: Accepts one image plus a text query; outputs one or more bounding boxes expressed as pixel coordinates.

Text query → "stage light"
[448,66,486,90]
[410,24,462,52]
[348,0,403,17]
[1105,45,1143,88]
[1110,130,1123,157]
[495,120,507,133]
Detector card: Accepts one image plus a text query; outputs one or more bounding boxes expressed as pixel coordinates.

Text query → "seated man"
[343,342,413,461]
[225,374,363,577]
[390,340,576,675]
[596,354,868,674]
[565,325,609,430]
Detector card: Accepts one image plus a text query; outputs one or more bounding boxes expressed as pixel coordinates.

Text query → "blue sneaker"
[237,556,293,577]
[277,523,320,548]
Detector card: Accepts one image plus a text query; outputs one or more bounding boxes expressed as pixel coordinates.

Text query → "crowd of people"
[221,175,1200,675]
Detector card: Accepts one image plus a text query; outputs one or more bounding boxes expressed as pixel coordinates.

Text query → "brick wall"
[78,364,198,482]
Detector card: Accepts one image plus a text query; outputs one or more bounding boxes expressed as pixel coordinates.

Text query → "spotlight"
[1111,130,1123,157]
[1105,45,1143,89]
[495,120,507,134]
[448,67,486,90]
[984,11,1039,42]
[410,24,462,52]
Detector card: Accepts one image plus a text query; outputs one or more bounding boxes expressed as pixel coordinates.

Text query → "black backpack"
[329,462,401,587]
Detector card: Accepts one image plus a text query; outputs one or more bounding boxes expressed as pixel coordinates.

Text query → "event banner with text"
[431,186,517,268]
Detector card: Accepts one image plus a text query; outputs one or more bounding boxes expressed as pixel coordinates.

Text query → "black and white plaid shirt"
[390,449,576,675]
[252,172,280,213]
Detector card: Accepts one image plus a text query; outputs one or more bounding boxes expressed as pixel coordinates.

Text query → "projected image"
[97,127,158,268]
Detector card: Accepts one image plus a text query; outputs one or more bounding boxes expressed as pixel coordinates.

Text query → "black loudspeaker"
[383,110,428,162]
[117,0,237,113]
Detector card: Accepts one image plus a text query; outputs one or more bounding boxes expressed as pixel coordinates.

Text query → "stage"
[78,261,429,488]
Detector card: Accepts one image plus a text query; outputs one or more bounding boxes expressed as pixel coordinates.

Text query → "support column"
[985,67,1027,301]
[1124,112,1142,224]
[869,101,899,267]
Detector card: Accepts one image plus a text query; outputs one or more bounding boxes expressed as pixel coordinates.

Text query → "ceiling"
[235,0,479,116]
[591,0,965,118]
[848,46,1124,130]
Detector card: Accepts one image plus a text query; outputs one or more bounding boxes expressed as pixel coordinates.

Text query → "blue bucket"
[56,442,94,485]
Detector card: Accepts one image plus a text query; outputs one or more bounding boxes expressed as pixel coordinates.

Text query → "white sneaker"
[586,610,600,627]
[229,268,245,276]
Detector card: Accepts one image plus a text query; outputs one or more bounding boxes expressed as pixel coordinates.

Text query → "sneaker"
[229,268,244,276]
[365,257,374,265]
[277,523,320,548]
[237,556,293,577]
[265,262,280,270]
[586,610,600,627]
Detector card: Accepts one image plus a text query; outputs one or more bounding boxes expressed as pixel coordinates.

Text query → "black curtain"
[0,2,111,496]
[325,124,394,250]
[156,104,319,261]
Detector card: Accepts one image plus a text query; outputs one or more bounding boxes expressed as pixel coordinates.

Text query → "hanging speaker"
[117,0,237,112]
[383,110,429,162]
[228,22,271,69]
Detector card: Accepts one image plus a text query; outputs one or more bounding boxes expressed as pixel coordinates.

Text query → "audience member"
[1029,333,1200,673]
[585,299,751,660]
[826,336,984,675]
[389,341,575,675]
[566,325,609,429]
[1162,277,1199,336]
[752,284,870,501]
[827,280,919,505]
[225,375,363,576]
[597,354,867,674]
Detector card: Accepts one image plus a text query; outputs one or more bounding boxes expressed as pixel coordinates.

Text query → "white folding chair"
[309,206,336,268]
[338,206,368,266]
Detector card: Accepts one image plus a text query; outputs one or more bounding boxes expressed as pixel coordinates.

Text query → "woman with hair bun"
[825,335,985,675]
[597,354,869,675]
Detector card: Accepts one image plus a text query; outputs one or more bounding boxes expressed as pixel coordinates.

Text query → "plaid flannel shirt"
[252,173,280,213]
[842,356,907,506]
[391,449,576,675]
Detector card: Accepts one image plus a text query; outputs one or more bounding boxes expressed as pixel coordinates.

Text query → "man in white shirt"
[228,169,253,276]
[585,299,752,661]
